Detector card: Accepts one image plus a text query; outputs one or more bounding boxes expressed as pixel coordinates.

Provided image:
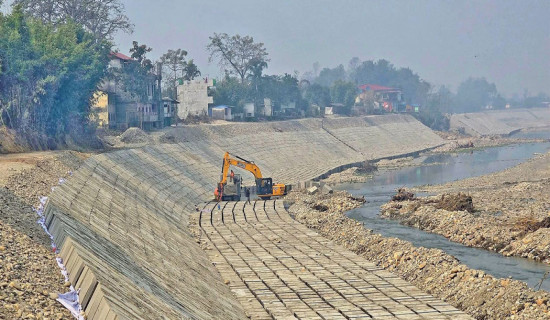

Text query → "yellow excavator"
[215,151,287,201]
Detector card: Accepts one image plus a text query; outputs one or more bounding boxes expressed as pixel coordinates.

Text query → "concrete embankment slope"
[44,114,444,319]
[450,108,550,136]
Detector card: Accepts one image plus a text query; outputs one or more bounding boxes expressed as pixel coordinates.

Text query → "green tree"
[211,75,252,112]
[0,5,110,139]
[315,64,346,87]
[522,92,548,108]
[207,33,269,83]
[305,83,331,107]
[111,42,156,102]
[349,59,430,105]
[330,80,357,114]
[247,58,268,107]
[418,85,453,130]
[13,0,133,40]
[183,59,201,81]
[454,77,498,113]
[129,40,152,70]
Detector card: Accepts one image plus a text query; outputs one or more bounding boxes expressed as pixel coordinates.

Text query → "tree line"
[1,0,548,147]
[207,35,549,130]
[0,0,203,145]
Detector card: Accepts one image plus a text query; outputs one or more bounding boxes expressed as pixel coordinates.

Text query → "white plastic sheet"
[33,172,84,319]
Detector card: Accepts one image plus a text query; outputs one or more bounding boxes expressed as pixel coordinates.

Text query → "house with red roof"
[355,84,405,114]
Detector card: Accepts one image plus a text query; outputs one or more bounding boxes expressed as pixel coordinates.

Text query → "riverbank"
[322,132,547,185]
[0,151,90,319]
[380,150,550,265]
[286,190,550,319]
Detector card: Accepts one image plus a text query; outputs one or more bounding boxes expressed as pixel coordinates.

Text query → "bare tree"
[13,0,133,40]
[207,33,269,83]
[160,49,187,81]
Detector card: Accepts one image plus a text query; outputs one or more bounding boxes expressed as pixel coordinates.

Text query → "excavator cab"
[256,178,273,199]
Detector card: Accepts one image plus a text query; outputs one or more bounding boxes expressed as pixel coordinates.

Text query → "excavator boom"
[219,152,262,185]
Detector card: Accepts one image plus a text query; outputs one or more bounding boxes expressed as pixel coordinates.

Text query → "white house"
[244,102,255,118]
[176,79,213,119]
[211,106,233,120]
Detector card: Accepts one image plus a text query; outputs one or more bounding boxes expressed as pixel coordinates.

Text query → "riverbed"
[335,141,550,291]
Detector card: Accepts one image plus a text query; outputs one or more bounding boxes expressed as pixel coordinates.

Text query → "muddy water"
[335,141,550,291]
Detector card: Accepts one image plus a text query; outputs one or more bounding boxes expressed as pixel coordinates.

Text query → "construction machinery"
[215,152,287,201]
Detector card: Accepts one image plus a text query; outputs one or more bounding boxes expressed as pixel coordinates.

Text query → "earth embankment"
[43,114,445,319]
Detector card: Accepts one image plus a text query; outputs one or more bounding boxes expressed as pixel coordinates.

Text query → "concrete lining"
[45,114,446,319]
[450,108,550,136]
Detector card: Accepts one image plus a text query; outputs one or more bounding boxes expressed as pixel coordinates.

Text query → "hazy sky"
[3,1,549,97]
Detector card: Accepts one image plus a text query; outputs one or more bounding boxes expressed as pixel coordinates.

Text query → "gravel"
[0,151,89,319]
[286,190,550,319]
[381,152,550,264]
[119,127,152,144]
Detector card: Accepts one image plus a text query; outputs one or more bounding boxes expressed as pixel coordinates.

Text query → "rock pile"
[391,188,416,201]
[435,192,474,213]
[287,190,550,319]
[321,167,372,184]
[119,127,152,144]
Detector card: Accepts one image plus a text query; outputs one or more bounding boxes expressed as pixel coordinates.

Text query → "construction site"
[2,109,550,319]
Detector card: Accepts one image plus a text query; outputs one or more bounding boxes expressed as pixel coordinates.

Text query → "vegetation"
[13,0,133,40]
[159,49,202,99]
[1,1,548,152]
[454,77,503,113]
[0,5,110,143]
[160,48,186,98]
[207,33,269,83]
[113,41,157,103]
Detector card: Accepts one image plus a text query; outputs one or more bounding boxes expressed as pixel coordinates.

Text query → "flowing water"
[334,141,550,291]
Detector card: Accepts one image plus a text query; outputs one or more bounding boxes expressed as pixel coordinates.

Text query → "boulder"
[307,186,319,195]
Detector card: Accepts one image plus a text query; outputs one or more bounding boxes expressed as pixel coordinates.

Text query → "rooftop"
[110,52,132,61]
[358,84,401,92]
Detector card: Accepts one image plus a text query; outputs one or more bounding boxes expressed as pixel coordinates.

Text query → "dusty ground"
[0,151,90,319]
[380,150,550,265]
[286,190,550,319]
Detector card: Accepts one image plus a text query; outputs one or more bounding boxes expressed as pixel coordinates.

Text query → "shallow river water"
[335,141,550,291]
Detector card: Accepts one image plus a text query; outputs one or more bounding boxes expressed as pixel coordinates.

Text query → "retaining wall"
[44,114,444,319]
[450,108,550,136]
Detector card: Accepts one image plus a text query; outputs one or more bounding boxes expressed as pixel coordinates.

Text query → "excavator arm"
[219,152,263,186]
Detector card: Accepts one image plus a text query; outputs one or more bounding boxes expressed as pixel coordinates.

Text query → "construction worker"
[245,187,251,204]
[230,170,234,183]
[214,187,219,201]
